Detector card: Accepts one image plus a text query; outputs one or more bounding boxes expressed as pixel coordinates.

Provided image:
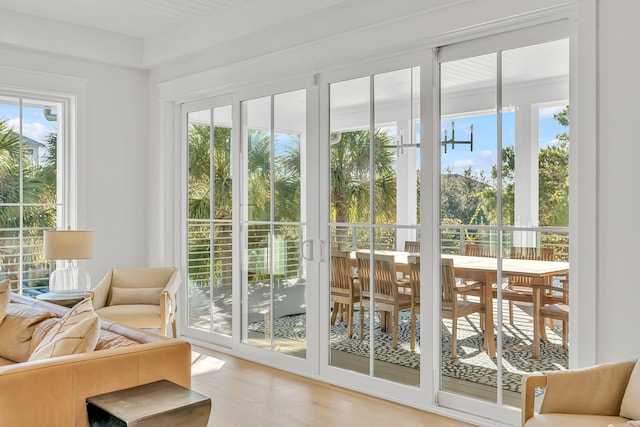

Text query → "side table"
[86,380,211,426]
[35,292,85,308]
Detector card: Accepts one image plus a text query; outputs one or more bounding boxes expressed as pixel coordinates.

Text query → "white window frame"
[0,86,77,294]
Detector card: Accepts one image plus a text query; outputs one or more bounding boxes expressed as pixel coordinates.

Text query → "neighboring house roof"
[21,135,44,148]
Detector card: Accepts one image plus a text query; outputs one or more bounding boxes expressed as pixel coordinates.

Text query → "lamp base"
[49,260,91,294]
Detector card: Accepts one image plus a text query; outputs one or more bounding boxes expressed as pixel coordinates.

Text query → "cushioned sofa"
[522,359,640,426]
[0,294,192,427]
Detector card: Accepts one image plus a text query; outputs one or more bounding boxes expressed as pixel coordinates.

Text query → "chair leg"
[508,301,514,325]
[171,319,177,338]
[452,316,458,358]
[410,308,416,351]
[330,302,339,325]
[562,319,568,349]
[347,304,353,339]
[393,310,399,350]
[540,317,548,341]
[359,302,365,340]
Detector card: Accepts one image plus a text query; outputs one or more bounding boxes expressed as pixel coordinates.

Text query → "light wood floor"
[190,346,475,427]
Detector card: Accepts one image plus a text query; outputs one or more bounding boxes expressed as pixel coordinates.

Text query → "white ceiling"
[0,0,254,39]
[0,0,366,68]
[0,0,357,40]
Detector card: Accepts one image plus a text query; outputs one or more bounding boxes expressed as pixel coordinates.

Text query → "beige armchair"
[522,359,640,426]
[86,267,181,337]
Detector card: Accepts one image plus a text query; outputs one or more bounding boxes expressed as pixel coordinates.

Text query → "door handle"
[301,239,314,261]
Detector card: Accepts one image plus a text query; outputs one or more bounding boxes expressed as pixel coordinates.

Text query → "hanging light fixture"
[442,121,474,153]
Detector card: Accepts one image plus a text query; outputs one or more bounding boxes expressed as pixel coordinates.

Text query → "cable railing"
[329,223,569,260]
[0,231,51,295]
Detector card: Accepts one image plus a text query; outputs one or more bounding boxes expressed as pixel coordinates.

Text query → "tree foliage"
[479,105,569,227]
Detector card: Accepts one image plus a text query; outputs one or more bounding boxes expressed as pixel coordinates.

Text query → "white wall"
[596,0,640,362]
[0,45,149,282]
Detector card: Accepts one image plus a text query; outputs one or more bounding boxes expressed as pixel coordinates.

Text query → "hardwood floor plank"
[190,346,474,427]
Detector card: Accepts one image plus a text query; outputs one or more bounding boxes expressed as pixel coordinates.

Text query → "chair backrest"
[330,250,353,293]
[404,241,420,253]
[355,252,372,296]
[511,246,555,261]
[408,255,420,302]
[110,267,176,288]
[441,258,456,307]
[465,243,492,257]
[540,247,555,261]
[355,252,397,302]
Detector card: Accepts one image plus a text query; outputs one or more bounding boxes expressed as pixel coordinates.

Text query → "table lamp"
[44,230,94,294]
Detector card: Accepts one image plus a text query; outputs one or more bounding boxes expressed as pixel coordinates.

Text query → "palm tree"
[0,120,20,207]
[187,123,234,288]
[0,119,58,290]
[330,129,397,248]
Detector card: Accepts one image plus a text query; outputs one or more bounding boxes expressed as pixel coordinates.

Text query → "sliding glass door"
[241,89,309,358]
[438,33,570,412]
[184,100,234,346]
[327,67,421,386]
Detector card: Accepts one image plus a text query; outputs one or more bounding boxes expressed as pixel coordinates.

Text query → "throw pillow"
[109,287,163,305]
[0,304,56,362]
[28,297,100,361]
[621,359,640,419]
[0,279,9,324]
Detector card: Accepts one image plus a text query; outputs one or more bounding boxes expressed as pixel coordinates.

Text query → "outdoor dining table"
[443,254,569,357]
[349,250,570,358]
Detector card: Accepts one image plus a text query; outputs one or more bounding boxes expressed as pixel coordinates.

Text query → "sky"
[0,102,58,143]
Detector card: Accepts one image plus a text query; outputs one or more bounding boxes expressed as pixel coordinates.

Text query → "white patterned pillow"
[28,297,100,361]
[621,360,640,420]
[0,279,9,325]
[0,279,11,323]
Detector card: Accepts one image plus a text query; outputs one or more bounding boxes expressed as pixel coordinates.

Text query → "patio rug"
[248,307,567,394]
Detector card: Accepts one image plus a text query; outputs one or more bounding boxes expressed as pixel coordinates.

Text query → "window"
[0,93,67,295]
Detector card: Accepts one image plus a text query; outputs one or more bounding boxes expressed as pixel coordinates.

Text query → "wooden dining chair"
[504,247,555,324]
[356,252,412,349]
[404,241,420,253]
[532,284,569,359]
[330,250,360,338]
[407,255,420,351]
[397,240,421,286]
[441,258,486,358]
[464,243,492,258]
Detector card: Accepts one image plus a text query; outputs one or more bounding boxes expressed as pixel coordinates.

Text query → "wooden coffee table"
[86,380,211,426]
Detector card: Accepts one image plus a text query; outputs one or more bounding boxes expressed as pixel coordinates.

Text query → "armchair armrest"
[522,373,547,425]
[160,268,182,337]
[455,281,484,294]
[86,270,113,309]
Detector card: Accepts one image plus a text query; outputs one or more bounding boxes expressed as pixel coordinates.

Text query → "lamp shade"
[44,230,94,260]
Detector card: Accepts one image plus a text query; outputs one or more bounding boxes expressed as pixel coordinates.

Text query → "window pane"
[188,109,211,220]
[0,206,20,291]
[0,100,21,204]
[21,100,58,205]
[274,90,304,223]
[243,90,307,359]
[245,97,271,222]
[213,105,232,221]
[330,77,371,225]
[0,95,62,295]
[186,105,234,338]
[440,52,498,404]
